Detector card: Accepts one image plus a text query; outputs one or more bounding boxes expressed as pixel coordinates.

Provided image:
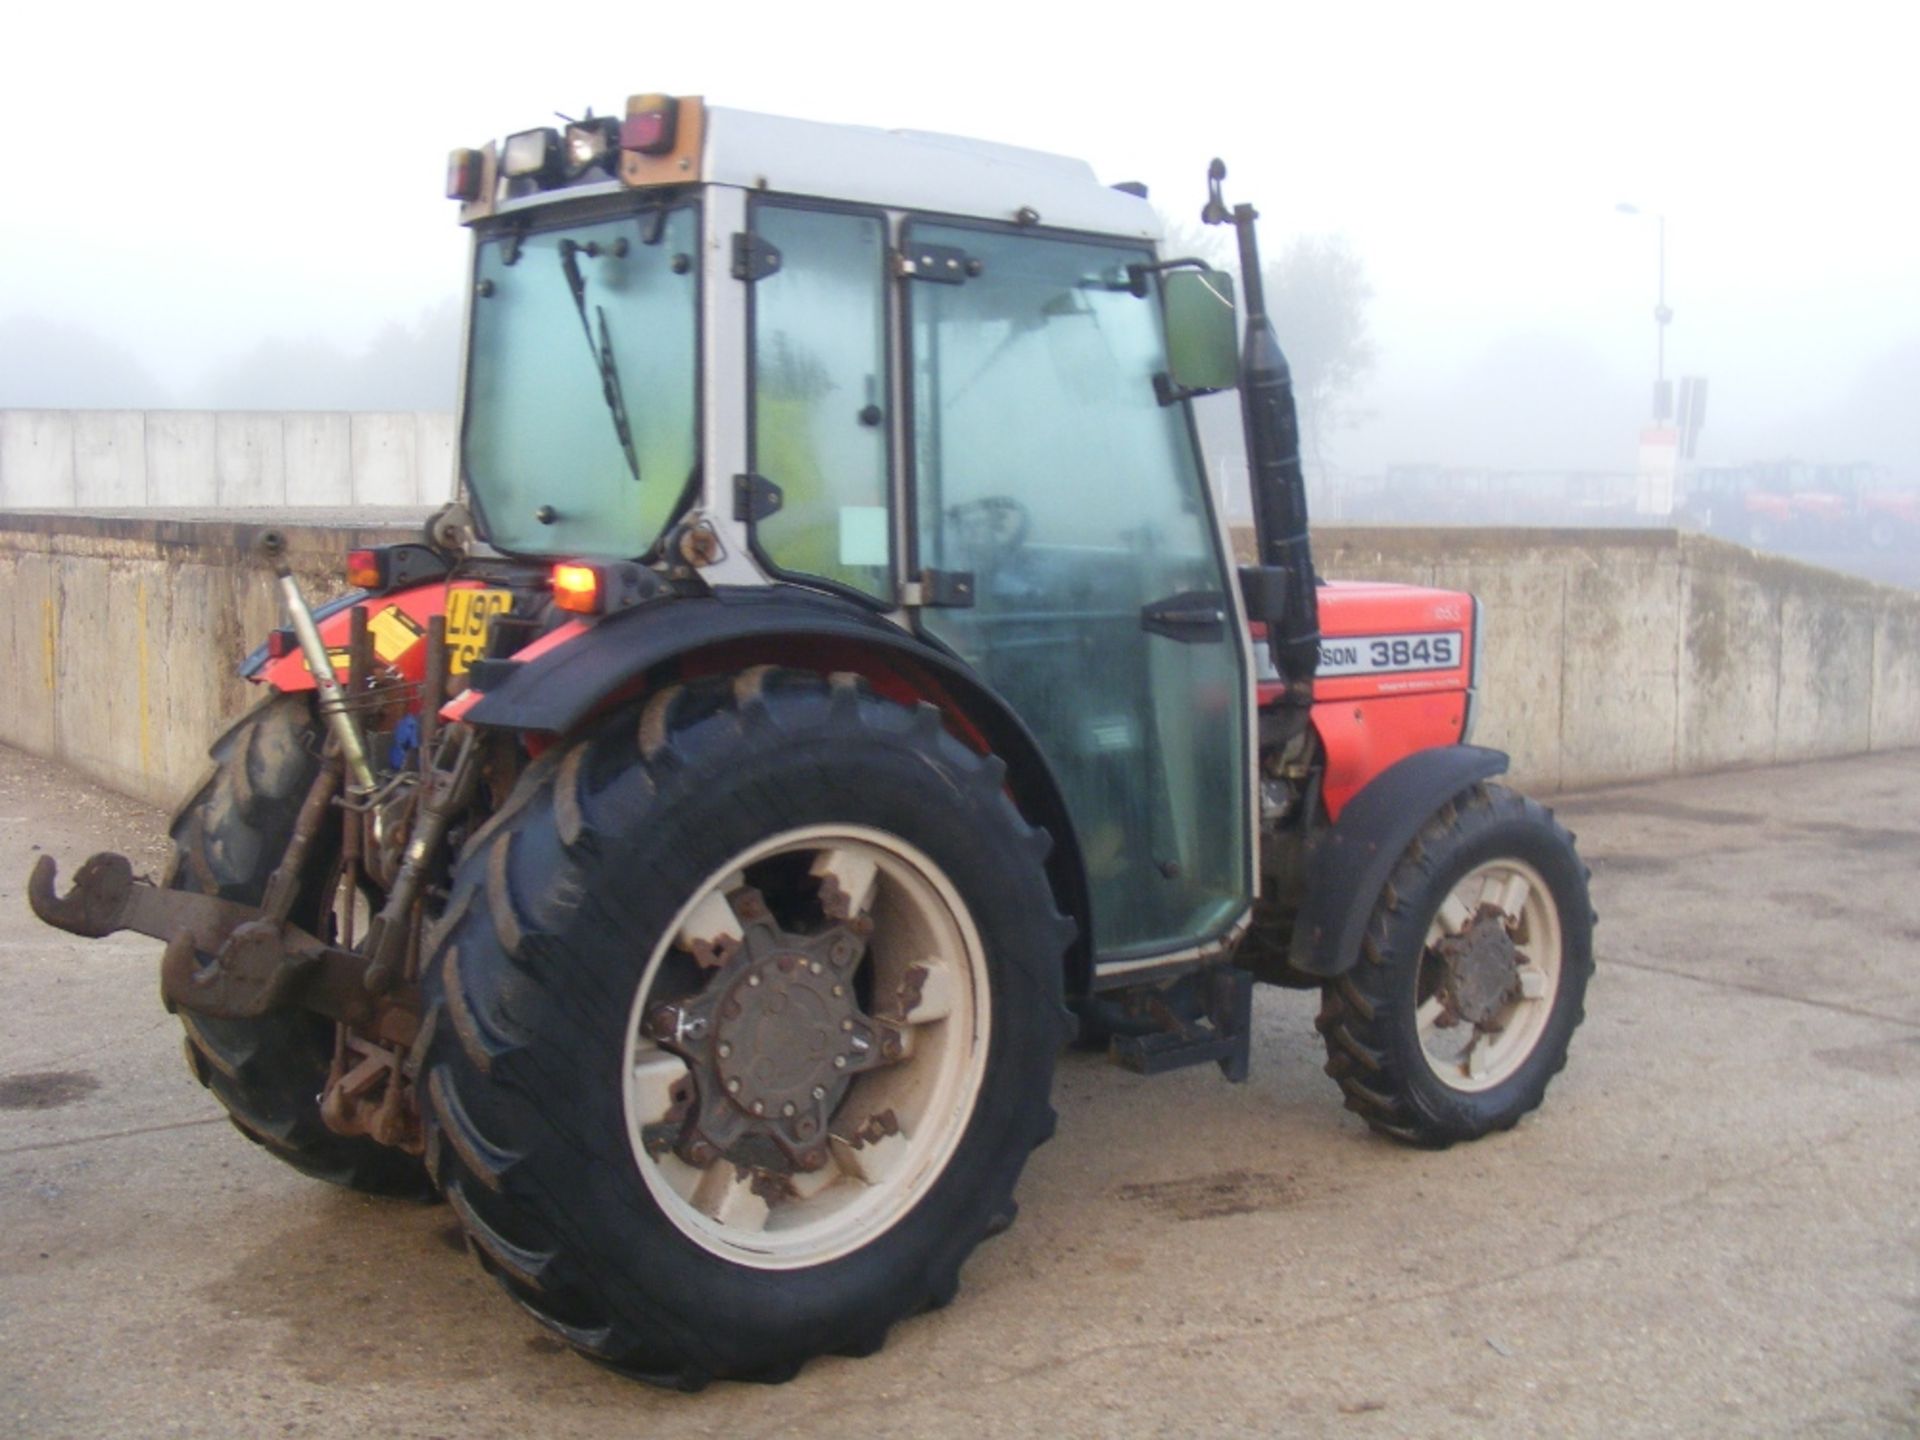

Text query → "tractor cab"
[444,96,1255,969]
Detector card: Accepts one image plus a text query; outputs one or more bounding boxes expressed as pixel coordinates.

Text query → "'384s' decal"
[1317,631,1463,677]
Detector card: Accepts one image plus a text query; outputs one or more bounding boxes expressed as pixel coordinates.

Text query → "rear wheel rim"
[1413,857,1563,1093]
[622,825,990,1269]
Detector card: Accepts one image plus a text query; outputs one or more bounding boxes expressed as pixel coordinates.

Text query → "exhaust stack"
[1204,160,1320,705]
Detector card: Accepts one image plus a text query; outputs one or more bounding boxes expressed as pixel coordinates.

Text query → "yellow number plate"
[445,588,513,675]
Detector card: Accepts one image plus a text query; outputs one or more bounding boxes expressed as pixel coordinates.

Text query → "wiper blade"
[559,238,641,482]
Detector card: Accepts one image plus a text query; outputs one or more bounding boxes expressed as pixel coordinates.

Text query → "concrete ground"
[1,745,1916,1438]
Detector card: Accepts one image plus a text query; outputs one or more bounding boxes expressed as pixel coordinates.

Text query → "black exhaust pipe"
[1204,160,1320,705]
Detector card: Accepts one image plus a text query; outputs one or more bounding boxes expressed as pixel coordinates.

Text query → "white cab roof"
[702,106,1161,241]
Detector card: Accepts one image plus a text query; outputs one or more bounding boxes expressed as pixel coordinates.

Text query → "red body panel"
[256,573,1476,825]
[256,581,464,693]
[1256,581,1476,818]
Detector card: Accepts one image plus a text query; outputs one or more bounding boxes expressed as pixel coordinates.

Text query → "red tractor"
[30,97,1593,1387]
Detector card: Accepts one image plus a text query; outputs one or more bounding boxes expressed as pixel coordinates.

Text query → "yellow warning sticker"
[368,605,426,663]
[301,646,353,676]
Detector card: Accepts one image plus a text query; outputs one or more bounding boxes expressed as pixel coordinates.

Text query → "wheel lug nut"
[782,1102,796,1117]
[810,961,823,975]
[841,1019,854,1032]
[833,1056,847,1069]
[717,1042,732,1058]
[751,1100,765,1115]
[726,1077,741,1093]
[811,1085,826,1100]
[831,984,844,997]
[748,973,762,987]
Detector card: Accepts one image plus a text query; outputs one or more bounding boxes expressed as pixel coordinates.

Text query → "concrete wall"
[1273,527,1920,791]
[1,516,1915,808]
[0,513,419,806]
[0,411,456,509]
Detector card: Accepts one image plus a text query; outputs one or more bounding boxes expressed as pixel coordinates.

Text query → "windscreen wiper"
[559,238,641,482]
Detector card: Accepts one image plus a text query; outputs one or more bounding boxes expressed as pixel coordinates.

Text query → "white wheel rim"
[621,825,990,1270]
[1415,858,1562,1093]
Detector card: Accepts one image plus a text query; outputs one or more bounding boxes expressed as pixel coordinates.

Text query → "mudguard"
[1285,743,1510,979]
[455,584,1096,994]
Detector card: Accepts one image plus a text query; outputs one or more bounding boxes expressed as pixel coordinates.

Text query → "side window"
[750,205,891,599]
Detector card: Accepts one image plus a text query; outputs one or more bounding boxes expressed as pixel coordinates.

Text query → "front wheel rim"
[622,825,990,1270]
[1414,857,1563,1093]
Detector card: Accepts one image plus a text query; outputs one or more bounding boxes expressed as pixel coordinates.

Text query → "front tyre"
[422,670,1072,1386]
[1315,783,1593,1148]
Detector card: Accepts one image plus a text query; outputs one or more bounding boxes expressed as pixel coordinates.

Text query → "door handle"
[1140,590,1227,642]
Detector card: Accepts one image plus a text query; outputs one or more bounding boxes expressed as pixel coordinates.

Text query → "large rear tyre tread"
[423,669,1071,1386]
[167,693,433,1198]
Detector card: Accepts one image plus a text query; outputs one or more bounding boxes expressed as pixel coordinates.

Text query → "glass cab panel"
[906,223,1250,957]
[463,205,698,558]
[748,204,892,600]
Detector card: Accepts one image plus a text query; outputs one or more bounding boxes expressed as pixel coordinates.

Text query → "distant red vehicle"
[1860,488,1920,550]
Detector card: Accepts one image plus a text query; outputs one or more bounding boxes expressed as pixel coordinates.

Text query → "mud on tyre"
[421,668,1073,1386]
[167,693,432,1196]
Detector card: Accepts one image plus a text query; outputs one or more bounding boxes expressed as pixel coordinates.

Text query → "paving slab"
[2,744,1917,1438]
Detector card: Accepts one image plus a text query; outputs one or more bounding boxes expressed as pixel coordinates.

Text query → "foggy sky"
[4,0,1915,476]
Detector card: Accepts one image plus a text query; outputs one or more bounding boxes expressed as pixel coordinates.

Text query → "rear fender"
[446,585,1095,995]
[1285,744,1509,979]
[244,581,456,692]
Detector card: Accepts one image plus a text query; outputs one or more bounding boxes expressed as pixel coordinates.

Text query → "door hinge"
[892,243,978,284]
[902,568,975,608]
[731,232,782,281]
[732,473,784,522]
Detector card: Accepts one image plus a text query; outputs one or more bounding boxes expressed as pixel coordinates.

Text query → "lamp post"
[1615,202,1673,420]
[1612,205,1674,426]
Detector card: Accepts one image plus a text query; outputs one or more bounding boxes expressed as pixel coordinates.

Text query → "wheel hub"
[642,892,897,1174]
[1432,903,1522,1030]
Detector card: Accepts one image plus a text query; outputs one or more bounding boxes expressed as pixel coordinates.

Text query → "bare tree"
[1262,234,1376,478]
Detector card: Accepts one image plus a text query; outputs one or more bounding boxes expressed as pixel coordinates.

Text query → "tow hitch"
[28,851,383,1028]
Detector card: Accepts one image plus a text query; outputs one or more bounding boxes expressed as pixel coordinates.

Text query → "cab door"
[903,222,1251,964]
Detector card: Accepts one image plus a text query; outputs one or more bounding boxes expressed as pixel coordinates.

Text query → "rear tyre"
[1315,783,1593,1148]
[421,669,1072,1386]
[167,693,433,1197]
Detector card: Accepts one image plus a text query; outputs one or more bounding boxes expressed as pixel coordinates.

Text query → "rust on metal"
[418,614,448,760]
[320,1030,423,1152]
[1432,903,1524,1032]
[259,757,342,922]
[30,851,389,1029]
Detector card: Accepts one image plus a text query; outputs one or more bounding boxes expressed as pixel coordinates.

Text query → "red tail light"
[621,95,679,156]
[446,147,484,201]
[345,549,384,589]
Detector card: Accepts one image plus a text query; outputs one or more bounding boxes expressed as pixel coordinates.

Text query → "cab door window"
[748,204,892,600]
[906,222,1250,957]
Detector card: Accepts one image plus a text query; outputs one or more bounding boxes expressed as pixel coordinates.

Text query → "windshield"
[462,204,698,557]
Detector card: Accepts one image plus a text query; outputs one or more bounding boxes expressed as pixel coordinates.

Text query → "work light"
[565,117,620,177]
[502,127,562,181]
